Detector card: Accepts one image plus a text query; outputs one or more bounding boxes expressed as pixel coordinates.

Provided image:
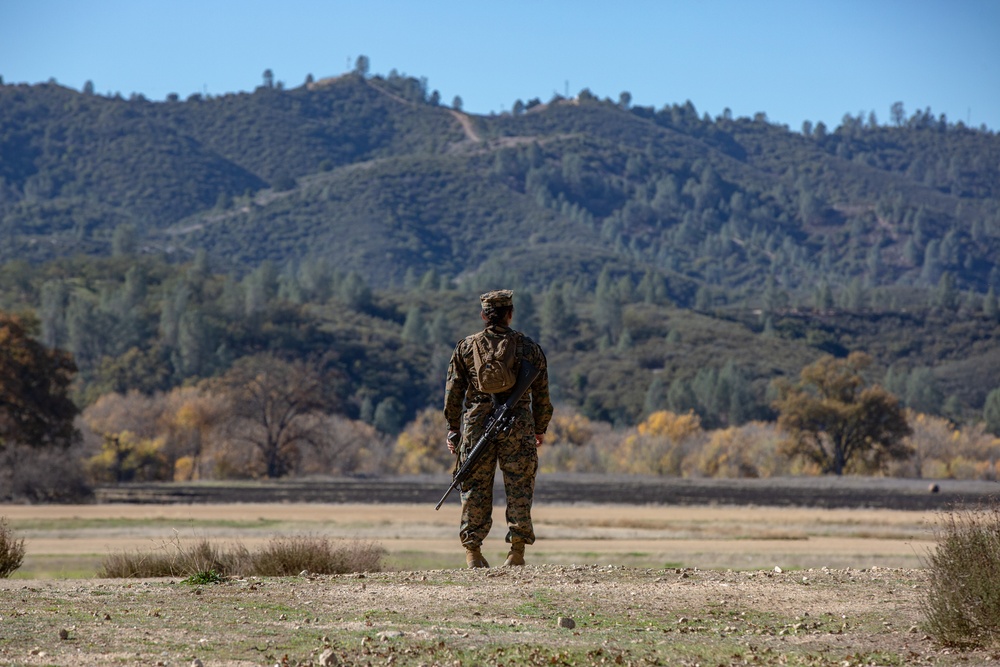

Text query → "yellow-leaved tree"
[85,431,169,483]
[539,408,611,473]
[689,423,779,478]
[164,387,228,481]
[613,410,704,475]
[394,408,454,474]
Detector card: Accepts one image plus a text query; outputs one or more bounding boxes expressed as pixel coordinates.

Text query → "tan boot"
[466,548,490,569]
[503,541,526,567]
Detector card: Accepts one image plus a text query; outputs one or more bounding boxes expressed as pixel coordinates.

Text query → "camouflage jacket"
[444,324,552,437]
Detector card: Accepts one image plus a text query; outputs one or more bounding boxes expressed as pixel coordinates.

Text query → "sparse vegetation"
[0,563,990,666]
[924,505,1000,648]
[98,535,385,578]
[0,517,26,577]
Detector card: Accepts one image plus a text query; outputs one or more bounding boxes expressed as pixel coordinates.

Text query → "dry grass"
[0,517,25,578]
[98,535,385,578]
[924,505,1000,648]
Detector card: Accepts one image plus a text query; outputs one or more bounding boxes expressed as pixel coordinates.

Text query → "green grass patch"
[181,569,225,585]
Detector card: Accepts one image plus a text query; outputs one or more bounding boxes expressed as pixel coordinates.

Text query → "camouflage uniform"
[444,290,553,553]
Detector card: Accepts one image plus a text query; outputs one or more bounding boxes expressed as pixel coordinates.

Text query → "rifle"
[435,359,540,510]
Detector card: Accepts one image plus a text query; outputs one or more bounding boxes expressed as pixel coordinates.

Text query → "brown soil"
[2,476,995,664]
[0,564,987,666]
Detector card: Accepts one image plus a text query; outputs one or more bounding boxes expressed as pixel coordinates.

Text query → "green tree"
[984,387,1000,437]
[905,367,943,415]
[984,287,999,319]
[773,352,911,475]
[111,223,137,257]
[373,396,406,435]
[401,307,427,344]
[594,268,623,343]
[353,55,370,77]
[540,286,573,348]
[39,280,69,349]
[890,101,906,126]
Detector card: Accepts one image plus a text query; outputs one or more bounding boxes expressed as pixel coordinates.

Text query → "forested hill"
[2,71,999,299]
[3,68,1000,434]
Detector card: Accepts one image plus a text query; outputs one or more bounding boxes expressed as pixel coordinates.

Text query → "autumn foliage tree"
[773,352,912,475]
[0,313,78,450]
[613,410,705,475]
[0,312,88,500]
[394,407,453,474]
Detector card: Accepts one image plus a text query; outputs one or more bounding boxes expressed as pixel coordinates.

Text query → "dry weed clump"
[0,517,26,578]
[99,535,385,579]
[924,506,1000,648]
[248,535,385,576]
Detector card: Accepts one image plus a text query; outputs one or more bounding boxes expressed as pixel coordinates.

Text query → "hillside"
[2,69,1000,430]
[2,73,998,295]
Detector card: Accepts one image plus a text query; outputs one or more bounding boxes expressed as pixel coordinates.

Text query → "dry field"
[0,480,994,665]
[3,501,942,577]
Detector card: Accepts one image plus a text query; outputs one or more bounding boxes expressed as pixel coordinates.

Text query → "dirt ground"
[1,478,996,665]
[0,562,992,666]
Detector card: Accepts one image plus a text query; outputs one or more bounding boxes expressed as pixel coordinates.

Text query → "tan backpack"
[470,330,519,393]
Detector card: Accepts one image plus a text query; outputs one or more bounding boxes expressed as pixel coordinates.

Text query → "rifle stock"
[435,359,540,510]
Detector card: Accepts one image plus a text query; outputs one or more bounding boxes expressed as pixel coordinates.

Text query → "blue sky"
[2,0,998,131]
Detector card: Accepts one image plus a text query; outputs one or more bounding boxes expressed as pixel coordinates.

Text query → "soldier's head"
[480,289,514,326]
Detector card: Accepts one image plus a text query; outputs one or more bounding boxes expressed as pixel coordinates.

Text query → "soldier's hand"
[535,433,544,448]
[447,431,460,454]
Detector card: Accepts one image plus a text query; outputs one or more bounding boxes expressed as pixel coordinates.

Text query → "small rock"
[557,617,576,629]
[300,570,310,577]
[774,566,783,574]
[377,630,404,640]
[929,483,940,493]
[191,659,204,667]
[59,628,70,640]
[318,648,339,666]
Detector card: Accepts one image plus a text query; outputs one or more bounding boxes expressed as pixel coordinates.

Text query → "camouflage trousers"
[458,426,538,550]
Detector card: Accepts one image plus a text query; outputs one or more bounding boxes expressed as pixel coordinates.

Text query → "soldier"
[444,289,552,568]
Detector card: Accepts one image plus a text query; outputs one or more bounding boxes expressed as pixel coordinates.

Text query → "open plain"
[1,476,998,665]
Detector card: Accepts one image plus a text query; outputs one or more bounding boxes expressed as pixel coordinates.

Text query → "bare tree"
[211,354,341,478]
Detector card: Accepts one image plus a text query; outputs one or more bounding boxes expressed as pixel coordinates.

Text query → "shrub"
[98,537,234,578]
[0,518,26,578]
[99,535,385,578]
[249,536,385,576]
[689,422,790,478]
[923,506,1000,648]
